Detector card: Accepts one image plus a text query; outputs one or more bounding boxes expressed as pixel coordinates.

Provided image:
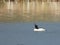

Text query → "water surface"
[0,22,60,45]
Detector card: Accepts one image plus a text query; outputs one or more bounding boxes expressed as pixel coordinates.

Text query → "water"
[27,0,29,13]
[0,2,60,22]
[0,1,60,45]
[7,1,13,10]
[0,22,60,45]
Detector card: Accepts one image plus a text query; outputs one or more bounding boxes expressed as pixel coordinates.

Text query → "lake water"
[0,1,60,45]
[0,22,60,45]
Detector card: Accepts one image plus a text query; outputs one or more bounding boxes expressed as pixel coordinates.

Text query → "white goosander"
[34,24,46,32]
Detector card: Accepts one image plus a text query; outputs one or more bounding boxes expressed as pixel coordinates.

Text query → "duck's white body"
[34,28,46,32]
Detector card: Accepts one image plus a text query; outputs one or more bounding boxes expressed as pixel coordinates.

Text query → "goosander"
[34,24,46,32]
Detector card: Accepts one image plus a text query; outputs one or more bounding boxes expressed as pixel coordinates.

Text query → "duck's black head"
[35,24,39,29]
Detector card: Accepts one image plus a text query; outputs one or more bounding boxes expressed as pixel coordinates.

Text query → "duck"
[34,24,46,32]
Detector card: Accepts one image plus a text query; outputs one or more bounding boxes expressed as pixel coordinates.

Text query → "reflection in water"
[27,0,29,13]
[0,1,60,22]
[7,0,13,10]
